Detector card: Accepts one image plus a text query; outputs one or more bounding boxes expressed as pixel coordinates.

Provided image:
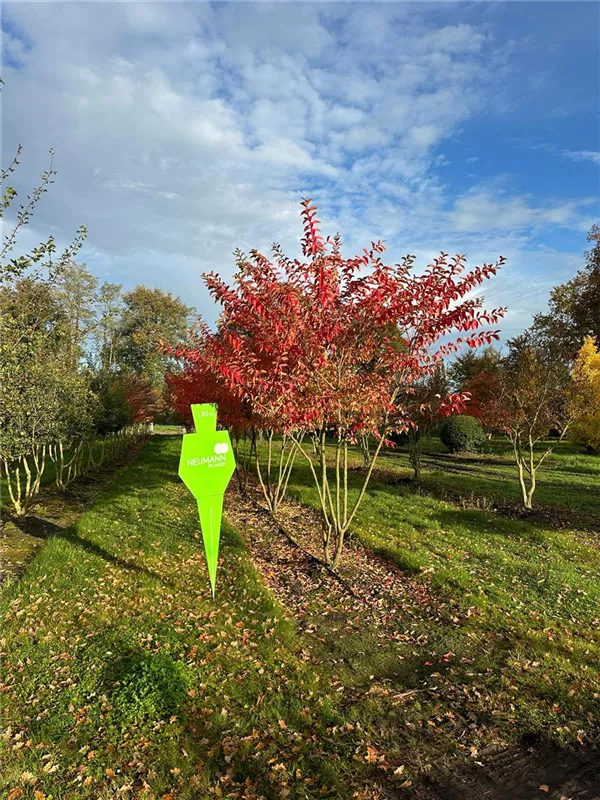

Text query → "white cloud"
[450,188,595,233]
[561,150,600,165]
[1,2,593,338]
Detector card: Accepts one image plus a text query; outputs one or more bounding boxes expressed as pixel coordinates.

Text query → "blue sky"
[2,1,599,343]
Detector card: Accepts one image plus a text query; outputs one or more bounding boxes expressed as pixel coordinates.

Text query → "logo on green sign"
[178,404,236,597]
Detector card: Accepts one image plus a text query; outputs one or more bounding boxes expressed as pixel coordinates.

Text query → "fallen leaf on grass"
[539,786,550,793]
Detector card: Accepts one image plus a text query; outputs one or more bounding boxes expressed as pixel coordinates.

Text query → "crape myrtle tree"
[192,200,505,567]
[169,280,303,512]
[481,336,572,509]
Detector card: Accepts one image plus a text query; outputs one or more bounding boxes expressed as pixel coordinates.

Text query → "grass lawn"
[2,435,599,799]
[1,437,384,799]
[375,435,600,517]
[257,439,600,749]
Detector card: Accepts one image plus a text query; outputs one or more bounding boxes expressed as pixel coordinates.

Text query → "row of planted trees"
[167,200,506,568]
[441,226,600,508]
[1,128,193,516]
[0,280,155,515]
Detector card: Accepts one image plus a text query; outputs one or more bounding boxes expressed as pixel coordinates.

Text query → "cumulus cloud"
[1,2,593,337]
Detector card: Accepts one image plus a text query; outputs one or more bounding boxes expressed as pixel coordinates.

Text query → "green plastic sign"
[178,404,236,598]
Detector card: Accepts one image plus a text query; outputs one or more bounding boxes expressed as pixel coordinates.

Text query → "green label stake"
[178,404,236,598]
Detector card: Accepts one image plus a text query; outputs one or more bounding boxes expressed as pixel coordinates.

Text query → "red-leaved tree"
[189,200,505,567]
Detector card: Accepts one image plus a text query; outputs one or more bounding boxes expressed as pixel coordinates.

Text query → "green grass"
[0,437,384,799]
[377,435,600,517]
[2,435,599,799]
[272,444,600,749]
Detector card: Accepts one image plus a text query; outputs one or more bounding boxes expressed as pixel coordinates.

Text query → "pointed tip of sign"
[211,585,216,601]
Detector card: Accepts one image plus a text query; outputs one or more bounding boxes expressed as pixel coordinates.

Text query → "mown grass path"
[1,437,380,800]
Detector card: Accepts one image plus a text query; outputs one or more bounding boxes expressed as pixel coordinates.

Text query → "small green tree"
[447,346,502,392]
[529,225,600,362]
[94,281,124,371]
[0,307,95,513]
[55,260,98,369]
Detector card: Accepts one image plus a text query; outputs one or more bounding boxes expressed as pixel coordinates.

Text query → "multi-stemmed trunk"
[254,429,301,515]
[358,433,371,470]
[293,427,387,569]
[50,440,86,491]
[1,446,47,517]
[408,427,423,481]
[508,427,569,510]
[2,425,149,517]
[232,430,256,495]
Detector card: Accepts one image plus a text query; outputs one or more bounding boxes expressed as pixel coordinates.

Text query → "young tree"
[569,336,600,454]
[447,345,502,392]
[94,282,124,371]
[122,374,166,425]
[0,299,95,513]
[201,200,505,566]
[482,337,572,509]
[404,365,451,480]
[1,143,87,287]
[461,370,502,424]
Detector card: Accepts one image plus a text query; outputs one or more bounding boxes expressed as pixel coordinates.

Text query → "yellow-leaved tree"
[570,336,600,454]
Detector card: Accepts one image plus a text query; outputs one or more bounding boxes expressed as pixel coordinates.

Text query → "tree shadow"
[11,515,175,587]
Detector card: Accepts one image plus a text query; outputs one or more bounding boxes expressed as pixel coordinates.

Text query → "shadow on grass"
[11,514,175,587]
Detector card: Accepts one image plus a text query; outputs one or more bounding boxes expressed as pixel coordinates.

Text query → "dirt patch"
[416,743,600,800]
[224,479,456,644]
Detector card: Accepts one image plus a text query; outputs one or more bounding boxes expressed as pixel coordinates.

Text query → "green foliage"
[447,346,502,392]
[440,414,485,453]
[0,289,96,462]
[108,652,191,724]
[91,373,134,435]
[529,225,600,362]
[115,285,192,387]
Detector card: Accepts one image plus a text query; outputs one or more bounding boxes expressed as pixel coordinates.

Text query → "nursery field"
[1,434,599,800]
[377,435,600,518]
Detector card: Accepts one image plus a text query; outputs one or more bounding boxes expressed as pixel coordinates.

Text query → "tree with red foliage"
[166,332,257,493]
[122,374,165,424]
[461,370,501,423]
[192,199,505,567]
